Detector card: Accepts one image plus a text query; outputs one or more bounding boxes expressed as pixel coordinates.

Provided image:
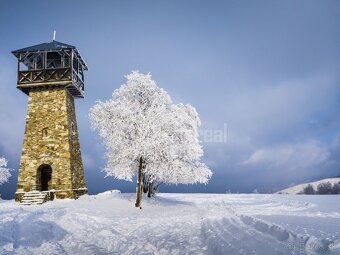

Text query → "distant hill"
[277,178,340,194]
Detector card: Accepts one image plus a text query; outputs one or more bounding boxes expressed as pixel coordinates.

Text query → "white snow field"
[0,193,340,255]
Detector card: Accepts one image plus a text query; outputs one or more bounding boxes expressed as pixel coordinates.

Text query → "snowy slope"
[0,193,340,255]
[278,178,340,194]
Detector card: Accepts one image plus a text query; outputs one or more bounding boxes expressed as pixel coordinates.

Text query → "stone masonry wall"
[66,91,86,190]
[16,87,87,200]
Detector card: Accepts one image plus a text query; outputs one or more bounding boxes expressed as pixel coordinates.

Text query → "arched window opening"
[37,164,52,191]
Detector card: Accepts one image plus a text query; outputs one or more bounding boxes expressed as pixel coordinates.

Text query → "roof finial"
[53,30,56,41]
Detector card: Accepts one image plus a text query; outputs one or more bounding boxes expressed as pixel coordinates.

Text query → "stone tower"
[12,40,88,201]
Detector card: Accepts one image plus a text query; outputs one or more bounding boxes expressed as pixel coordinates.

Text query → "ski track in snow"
[0,194,340,255]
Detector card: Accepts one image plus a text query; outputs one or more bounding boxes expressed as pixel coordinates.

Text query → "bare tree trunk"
[147,182,153,198]
[142,174,148,193]
[135,156,143,208]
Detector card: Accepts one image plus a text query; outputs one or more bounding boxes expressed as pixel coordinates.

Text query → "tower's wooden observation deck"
[12,40,88,98]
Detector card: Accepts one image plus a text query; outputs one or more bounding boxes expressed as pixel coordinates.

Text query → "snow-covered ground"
[0,193,339,255]
[278,178,340,194]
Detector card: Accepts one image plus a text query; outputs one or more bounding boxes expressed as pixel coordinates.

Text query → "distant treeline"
[300,182,340,195]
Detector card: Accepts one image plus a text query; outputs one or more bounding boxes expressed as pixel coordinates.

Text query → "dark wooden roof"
[12,40,88,70]
[12,40,75,54]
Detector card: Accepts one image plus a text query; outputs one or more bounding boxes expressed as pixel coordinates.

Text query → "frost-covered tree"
[0,156,12,187]
[89,71,212,207]
[316,182,333,195]
[331,182,340,195]
[302,184,315,195]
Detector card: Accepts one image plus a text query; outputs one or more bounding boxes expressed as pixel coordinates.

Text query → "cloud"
[221,73,339,145]
[200,72,339,178]
[243,140,330,171]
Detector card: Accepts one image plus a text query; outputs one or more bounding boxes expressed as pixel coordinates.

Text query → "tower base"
[15,188,88,202]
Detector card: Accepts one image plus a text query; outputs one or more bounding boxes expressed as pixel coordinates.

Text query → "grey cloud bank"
[0,0,339,198]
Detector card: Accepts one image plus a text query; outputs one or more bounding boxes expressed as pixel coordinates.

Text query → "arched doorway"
[37,164,52,191]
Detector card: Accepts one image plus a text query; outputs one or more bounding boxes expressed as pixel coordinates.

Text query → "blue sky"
[0,0,339,198]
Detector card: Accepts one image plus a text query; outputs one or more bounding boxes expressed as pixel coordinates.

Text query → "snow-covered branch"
[0,156,12,186]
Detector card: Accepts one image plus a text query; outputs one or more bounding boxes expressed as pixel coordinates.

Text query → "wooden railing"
[18,68,72,84]
[17,67,84,98]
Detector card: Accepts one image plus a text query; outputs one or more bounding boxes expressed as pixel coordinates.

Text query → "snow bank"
[96,189,121,196]
[240,215,338,255]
